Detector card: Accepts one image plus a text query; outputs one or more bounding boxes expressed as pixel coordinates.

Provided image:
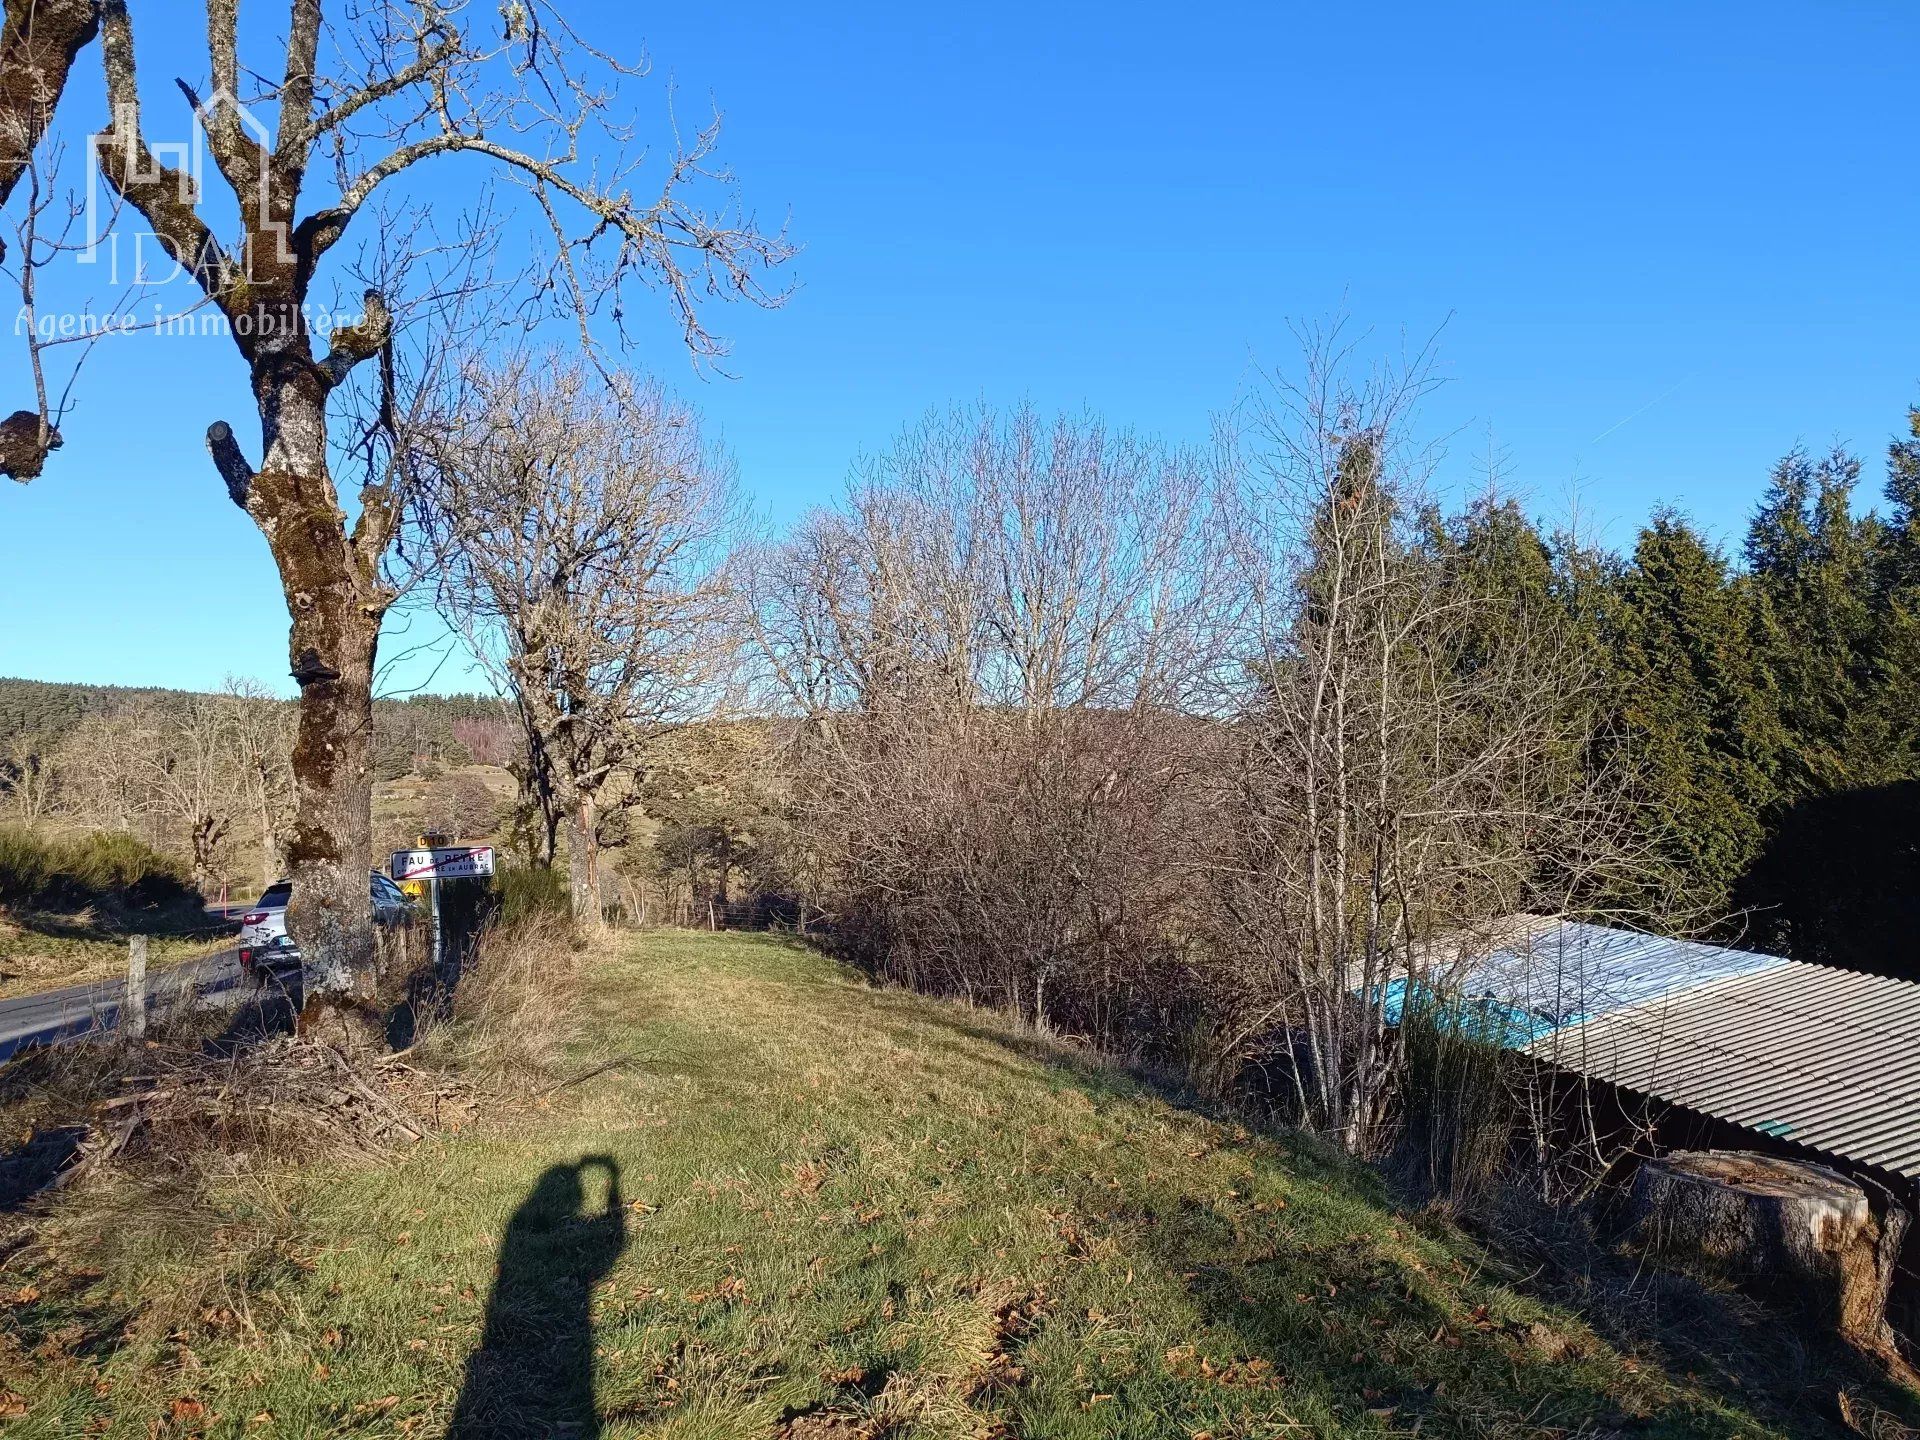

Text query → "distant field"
[8,930,1907,1436]
[374,761,517,854]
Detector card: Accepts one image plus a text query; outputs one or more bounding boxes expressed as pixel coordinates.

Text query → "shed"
[1436,919,1920,1182]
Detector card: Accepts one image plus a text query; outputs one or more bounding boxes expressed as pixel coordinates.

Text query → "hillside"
[6,931,1909,1437]
[0,677,510,759]
[0,676,521,996]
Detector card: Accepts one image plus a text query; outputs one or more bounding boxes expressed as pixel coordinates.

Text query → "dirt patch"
[965,1283,1049,1398]
[778,1409,877,1440]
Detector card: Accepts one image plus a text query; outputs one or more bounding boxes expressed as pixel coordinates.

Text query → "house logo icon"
[82,89,290,281]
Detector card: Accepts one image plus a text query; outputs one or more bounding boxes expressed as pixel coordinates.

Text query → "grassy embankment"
[3,931,1913,1437]
[0,828,231,1000]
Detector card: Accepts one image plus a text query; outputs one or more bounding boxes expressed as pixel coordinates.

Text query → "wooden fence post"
[125,934,149,1040]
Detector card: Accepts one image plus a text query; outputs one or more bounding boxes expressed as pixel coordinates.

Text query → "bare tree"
[221,676,297,892]
[0,733,57,820]
[746,403,1227,1038]
[76,1,791,998]
[40,686,294,895]
[426,351,740,927]
[0,0,97,218]
[52,706,149,836]
[1205,324,1641,1153]
[143,693,246,892]
[0,0,98,480]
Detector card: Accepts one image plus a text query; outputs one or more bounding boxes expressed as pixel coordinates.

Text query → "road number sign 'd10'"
[390,846,496,882]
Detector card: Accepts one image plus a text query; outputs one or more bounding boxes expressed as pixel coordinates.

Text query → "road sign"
[390,845,495,882]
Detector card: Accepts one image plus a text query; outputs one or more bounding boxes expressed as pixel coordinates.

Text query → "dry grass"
[0,915,233,1000]
[406,913,585,1086]
[0,825,229,1000]
[0,915,582,1215]
[0,1026,479,1331]
[0,920,589,1384]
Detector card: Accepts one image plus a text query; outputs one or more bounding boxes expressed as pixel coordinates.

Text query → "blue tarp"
[1381,920,1791,1050]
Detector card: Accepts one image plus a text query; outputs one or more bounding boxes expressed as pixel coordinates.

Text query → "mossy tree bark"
[568,791,603,931]
[0,0,97,208]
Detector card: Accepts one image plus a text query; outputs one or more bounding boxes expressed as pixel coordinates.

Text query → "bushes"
[489,863,571,927]
[0,824,199,912]
[747,404,1223,1051]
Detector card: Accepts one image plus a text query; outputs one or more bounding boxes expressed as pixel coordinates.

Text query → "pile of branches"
[43,1035,478,1192]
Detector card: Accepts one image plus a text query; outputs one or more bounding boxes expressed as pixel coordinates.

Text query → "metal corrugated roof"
[1457,918,1789,1030]
[1529,959,1920,1180]
[1419,920,1920,1180]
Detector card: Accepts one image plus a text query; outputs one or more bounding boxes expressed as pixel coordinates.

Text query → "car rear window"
[257,883,293,908]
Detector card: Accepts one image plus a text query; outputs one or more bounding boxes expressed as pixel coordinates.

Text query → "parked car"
[238,872,419,979]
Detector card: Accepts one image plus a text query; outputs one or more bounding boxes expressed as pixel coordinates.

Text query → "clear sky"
[2,0,1916,696]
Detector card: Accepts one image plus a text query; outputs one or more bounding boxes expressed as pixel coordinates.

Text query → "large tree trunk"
[0,0,97,214]
[280,579,380,1001]
[248,370,386,1004]
[569,791,603,929]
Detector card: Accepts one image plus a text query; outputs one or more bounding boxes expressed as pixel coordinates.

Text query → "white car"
[238,872,420,979]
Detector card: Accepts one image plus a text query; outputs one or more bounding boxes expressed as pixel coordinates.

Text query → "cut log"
[1628,1149,1910,1354]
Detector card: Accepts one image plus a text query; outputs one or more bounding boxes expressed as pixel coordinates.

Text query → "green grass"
[0,825,229,997]
[2,932,1909,1437]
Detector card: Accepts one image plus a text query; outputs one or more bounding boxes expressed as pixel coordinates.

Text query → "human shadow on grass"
[448,1156,627,1439]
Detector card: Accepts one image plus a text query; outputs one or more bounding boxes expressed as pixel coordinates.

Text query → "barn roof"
[1438,919,1920,1181]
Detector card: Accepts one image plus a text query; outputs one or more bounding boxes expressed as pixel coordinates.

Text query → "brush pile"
[37,1035,478,1194]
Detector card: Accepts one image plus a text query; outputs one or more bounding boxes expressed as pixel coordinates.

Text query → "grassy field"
[2,931,1911,1438]
[0,825,235,999]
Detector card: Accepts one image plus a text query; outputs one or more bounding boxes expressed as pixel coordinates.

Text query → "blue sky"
[2,0,1916,696]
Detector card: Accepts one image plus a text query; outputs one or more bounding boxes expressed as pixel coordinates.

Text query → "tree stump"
[1628,1150,1911,1354]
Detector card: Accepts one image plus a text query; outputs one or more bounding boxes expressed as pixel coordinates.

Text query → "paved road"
[0,949,251,1062]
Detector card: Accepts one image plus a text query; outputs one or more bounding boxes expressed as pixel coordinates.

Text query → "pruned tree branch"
[0,0,98,230]
[95,2,239,309]
[207,420,256,509]
[0,0,99,481]
[320,288,393,386]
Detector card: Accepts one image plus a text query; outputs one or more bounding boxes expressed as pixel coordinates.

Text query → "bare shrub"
[747,403,1227,1047]
[1200,325,1647,1153]
[740,356,1649,1173]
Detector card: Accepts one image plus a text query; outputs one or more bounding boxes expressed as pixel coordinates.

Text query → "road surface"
[0,949,251,1062]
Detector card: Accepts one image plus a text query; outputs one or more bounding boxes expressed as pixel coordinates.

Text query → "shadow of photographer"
[447,1155,626,1438]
